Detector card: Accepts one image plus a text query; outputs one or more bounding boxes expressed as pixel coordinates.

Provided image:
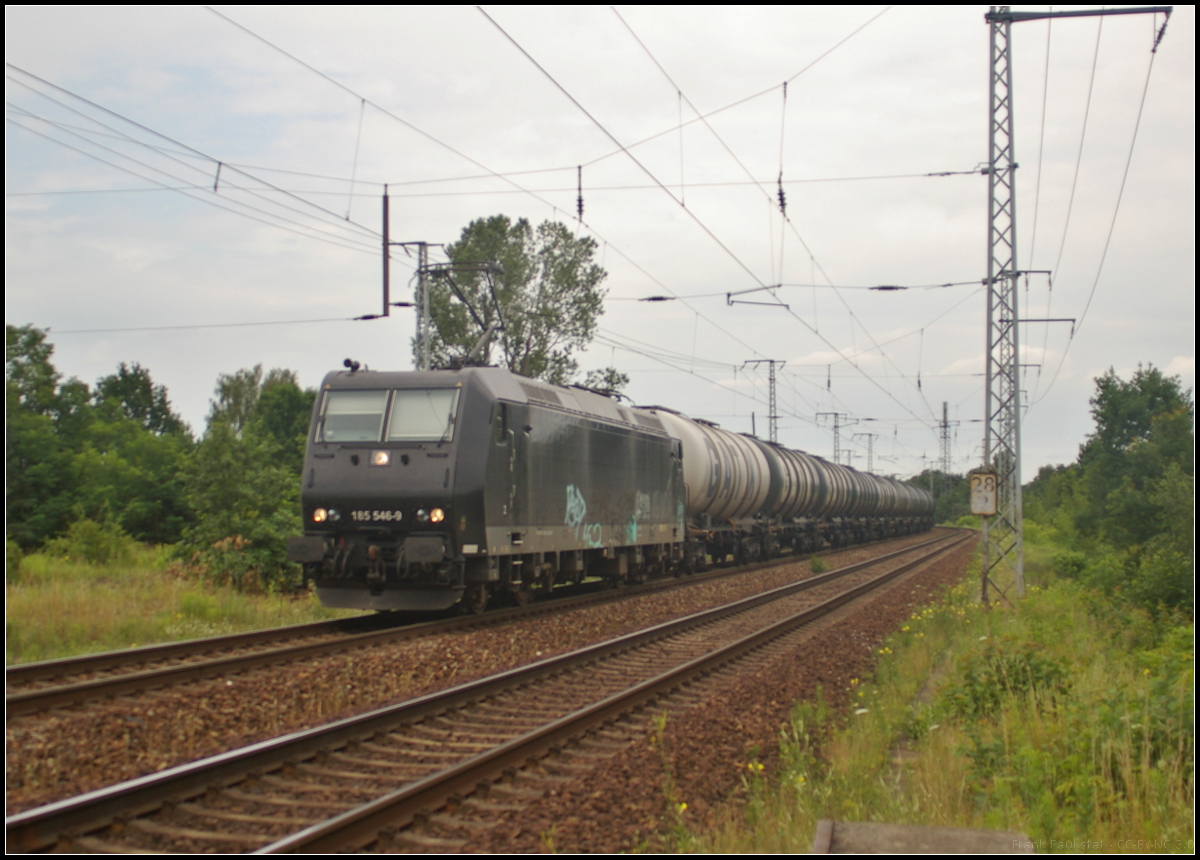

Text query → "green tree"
[6,324,60,415]
[425,215,607,384]
[176,365,315,588]
[6,325,84,547]
[95,362,187,437]
[252,372,316,473]
[71,416,192,544]
[1127,463,1194,613]
[6,325,194,548]
[1024,365,1194,616]
[177,420,300,589]
[1076,365,1194,548]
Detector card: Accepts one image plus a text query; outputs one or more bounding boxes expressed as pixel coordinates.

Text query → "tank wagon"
[287,366,934,613]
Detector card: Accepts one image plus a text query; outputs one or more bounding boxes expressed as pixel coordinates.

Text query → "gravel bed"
[5,531,943,815]
[464,539,976,853]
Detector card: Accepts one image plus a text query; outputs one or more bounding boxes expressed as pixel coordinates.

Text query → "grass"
[6,545,363,665]
[675,542,1195,853]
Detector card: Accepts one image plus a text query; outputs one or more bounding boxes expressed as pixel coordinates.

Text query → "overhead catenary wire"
[608,4,946,422]
[48,317,376,334]
[5,112,381,255]
[5,117,382,257]
[346,98,367,221]
[206,5,777,371]
[1027,13,1055,397]
[4,168,984,198]
[1030,12,1168,408]
[1,104,380,251]
[484,6,938,432]
[593,328,934,463]
[582,5,895,171]
[3,104,380,254]
[1029,16,1104,399]
[12,10,774,376]
[5,65,381,242]
[478,6,765,288]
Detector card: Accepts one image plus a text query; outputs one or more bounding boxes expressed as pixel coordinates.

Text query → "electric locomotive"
[287,365,684,612]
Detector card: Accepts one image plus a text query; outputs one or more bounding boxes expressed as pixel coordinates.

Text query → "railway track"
[6,532,939,718]
[6,530,971,853]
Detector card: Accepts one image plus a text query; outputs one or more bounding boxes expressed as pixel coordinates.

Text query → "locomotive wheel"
[464,584,488,615]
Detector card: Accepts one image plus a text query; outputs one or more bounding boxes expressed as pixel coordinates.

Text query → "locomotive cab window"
[387,389,461,442]
[317,390,389,442]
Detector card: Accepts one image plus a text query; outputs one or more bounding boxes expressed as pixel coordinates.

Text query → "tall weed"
[6,550,360,664]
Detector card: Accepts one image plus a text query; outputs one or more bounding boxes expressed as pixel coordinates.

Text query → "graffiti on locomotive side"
[565,484,587,537]
[565,484,605,548]
[626,491,651,543]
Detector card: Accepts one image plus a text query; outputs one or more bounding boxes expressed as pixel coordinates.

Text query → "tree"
[6,325,193,547]
[424,215,607,385]
[1075,365,1194,548]
[582,367,630,397]
[6,326,76,547]
[6,324,59,415]
[252,373,317,474]
[95,362,187,436]
[179,365,316,587]
[178,420,300,589]
[1022,365,1194,616]
[208,365,267,433]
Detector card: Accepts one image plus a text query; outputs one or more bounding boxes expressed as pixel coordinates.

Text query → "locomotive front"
[287,368,489,611]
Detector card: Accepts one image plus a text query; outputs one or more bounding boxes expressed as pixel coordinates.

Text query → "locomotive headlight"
[416,508,429,523]
[430,507,445,523]
[371,450,390,467]
[313,508,328,523]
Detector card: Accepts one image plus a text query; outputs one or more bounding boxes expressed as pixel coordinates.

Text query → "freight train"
[287,366,935,613]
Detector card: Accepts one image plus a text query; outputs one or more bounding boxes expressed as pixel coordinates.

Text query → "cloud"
[1165,356,1195,378]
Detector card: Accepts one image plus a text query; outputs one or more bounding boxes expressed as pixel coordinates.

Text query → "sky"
[6,5,1194,481]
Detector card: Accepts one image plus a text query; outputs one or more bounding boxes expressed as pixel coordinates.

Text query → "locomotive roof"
[319,366,668,435]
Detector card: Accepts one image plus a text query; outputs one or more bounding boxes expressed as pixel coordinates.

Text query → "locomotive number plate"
[351,510,403,522]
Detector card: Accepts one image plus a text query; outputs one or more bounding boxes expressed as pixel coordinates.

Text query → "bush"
[1049,548,1087,580]
[43,518,137,566]
[940,637,1070,723]
[183,534,300,593]
[176,421,301,591]
[6,540,22,581]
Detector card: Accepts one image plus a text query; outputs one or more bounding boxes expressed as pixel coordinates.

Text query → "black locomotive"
[287,366,934,613]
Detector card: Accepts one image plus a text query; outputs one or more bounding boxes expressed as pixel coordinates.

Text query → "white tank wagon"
[639,405,934,563]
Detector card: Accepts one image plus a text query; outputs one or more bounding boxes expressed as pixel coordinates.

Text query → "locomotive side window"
[493,402,509,444]
[317,390,389,442]
[387,389,461,442]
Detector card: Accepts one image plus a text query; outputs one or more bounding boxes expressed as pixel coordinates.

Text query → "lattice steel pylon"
[980,4,1171,604]
[982,7,1024,603]
[744,360,781,443]
[939,402,954,477]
